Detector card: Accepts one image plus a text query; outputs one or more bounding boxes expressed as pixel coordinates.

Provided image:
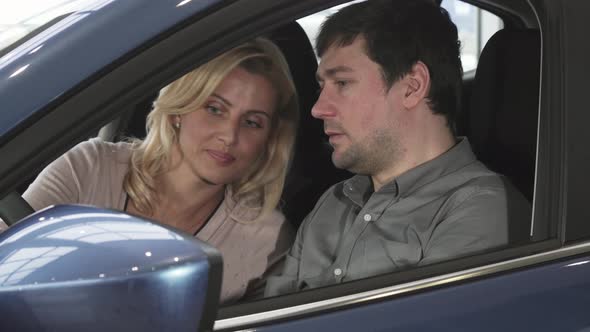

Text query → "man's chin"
[331,154,352,171]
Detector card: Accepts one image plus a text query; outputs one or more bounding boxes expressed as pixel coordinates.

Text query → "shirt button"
[334,268,342,276]
[363,214,372,221]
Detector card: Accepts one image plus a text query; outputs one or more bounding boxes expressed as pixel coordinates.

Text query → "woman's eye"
[245,119,262,129]
[206,105,222,115]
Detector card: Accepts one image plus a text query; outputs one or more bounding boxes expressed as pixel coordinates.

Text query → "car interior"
[93,2,541,246]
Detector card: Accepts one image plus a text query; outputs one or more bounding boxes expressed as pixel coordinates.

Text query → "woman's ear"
[401,61,431,109]
[169,114,182,129]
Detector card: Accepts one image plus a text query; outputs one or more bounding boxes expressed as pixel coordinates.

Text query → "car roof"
[0,0,223,139]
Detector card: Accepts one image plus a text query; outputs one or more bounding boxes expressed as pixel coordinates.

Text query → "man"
[265,0,530,296]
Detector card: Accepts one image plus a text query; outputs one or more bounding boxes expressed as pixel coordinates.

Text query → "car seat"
[266,22,351,228]
[467,28,541,243]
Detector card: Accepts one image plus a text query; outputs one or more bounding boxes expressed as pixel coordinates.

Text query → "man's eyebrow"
[211,93,233,107]
[316,66,354,81]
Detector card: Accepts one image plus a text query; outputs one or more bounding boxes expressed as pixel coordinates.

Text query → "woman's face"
[175,66,278,185]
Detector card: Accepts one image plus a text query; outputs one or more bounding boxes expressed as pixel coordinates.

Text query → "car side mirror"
[0,205,222,332]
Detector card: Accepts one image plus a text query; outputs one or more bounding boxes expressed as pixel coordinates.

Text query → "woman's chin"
[196,172,239,187]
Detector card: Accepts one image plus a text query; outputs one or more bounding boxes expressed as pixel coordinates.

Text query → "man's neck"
[371,121,456,192]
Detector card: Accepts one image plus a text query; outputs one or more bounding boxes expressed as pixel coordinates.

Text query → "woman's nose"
[217,120,239,146]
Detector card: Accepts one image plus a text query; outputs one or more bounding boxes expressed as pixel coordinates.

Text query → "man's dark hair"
[316,0,463,130]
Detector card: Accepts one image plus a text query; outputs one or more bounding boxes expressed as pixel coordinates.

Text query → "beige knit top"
[20,138,294,304]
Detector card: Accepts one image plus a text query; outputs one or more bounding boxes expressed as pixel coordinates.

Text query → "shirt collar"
[395,137,476,197]
[342,175,377,206]
[343,137,477,203]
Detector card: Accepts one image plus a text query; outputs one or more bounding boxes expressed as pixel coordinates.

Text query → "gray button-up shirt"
[266,138,531,296]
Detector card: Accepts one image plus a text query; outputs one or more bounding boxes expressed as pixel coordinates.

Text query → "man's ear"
[401,61,430,109]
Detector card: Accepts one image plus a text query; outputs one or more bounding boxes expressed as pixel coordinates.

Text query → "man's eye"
[316,83,324,95]
[335,80,348,88]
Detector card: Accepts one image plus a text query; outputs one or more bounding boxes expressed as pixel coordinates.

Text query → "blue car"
[0,0,589,331]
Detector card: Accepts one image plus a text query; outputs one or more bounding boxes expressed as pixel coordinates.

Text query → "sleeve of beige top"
[22,139,100,211]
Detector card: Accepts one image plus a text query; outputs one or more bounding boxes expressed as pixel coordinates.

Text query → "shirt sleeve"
[263,221,304,297]
[22,139,100,211]
[421,180,531,265]
[263,187,335,297]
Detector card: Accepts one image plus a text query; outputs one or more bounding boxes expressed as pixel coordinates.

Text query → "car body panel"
[249,254,590,331]
[0,0,222,138]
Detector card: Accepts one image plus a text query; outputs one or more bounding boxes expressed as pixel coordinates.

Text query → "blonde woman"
[22,38,299,304]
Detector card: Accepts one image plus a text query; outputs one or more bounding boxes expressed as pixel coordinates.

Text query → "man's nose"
[311,91,336,119]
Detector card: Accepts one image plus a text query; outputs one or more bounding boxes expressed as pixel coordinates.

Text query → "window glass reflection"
[0,0,114,53]
[45,221,183,244]
[0,246,76,285]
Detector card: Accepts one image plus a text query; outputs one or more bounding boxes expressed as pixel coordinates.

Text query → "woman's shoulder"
[230,197,294,241]
[78,137,133,155]
[70,138,134,164]
[226,191,279,223]
[253,208,290,231]
[223,189,294,238]
[263,209,295,246]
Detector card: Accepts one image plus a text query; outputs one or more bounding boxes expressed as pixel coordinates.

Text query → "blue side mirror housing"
[0,205,222,331]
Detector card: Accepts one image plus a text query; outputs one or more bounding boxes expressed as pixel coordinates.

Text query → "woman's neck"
[157,166,224,210]
[129,149,226,234]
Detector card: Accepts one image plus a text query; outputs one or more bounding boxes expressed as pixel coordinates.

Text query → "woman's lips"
[207,150,235,165]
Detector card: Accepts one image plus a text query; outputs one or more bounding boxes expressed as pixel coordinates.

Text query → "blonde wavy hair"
[123,38,299,222]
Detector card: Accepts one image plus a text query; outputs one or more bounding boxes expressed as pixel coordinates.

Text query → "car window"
[296,1,365,56]
[441,0,503,72]
[297,0,503,72]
